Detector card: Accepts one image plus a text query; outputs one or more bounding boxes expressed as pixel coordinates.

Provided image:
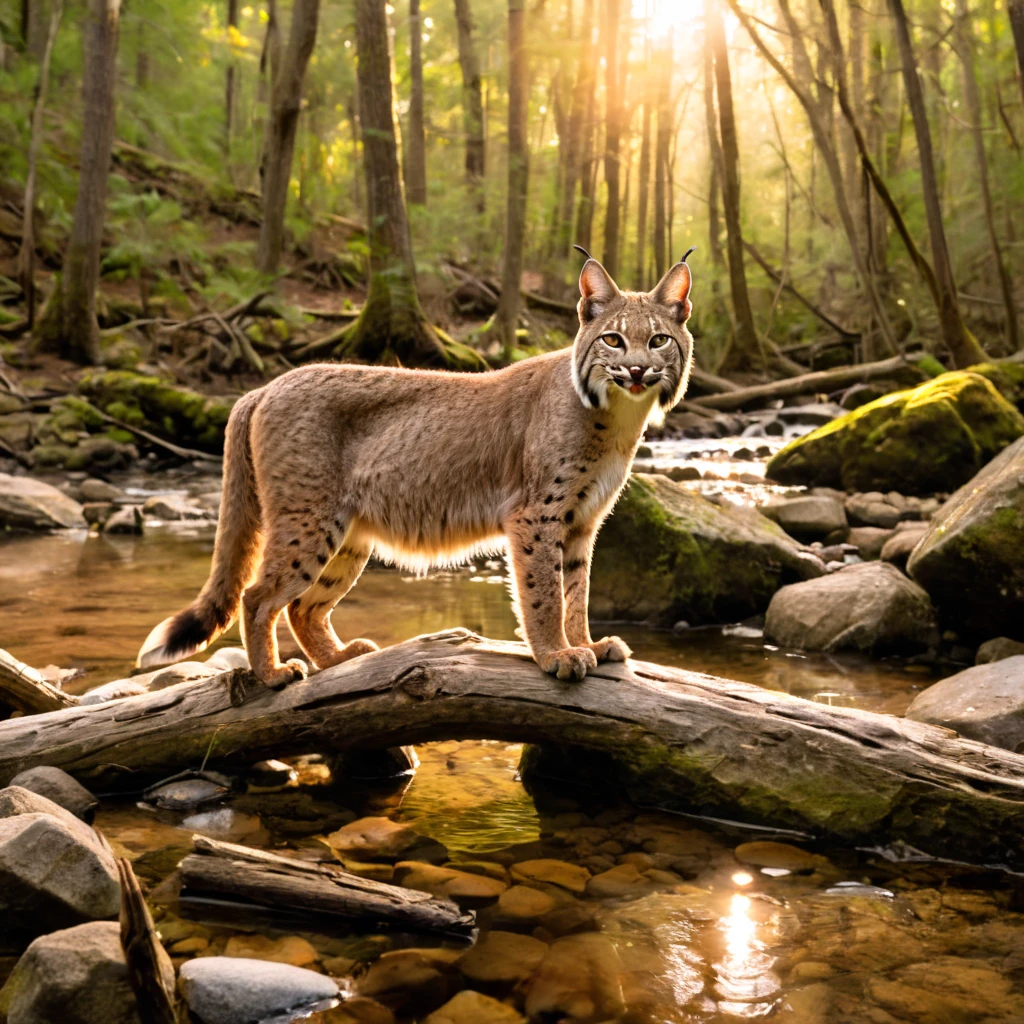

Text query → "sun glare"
[634,0,707,40]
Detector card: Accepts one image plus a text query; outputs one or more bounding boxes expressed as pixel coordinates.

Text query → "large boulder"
[908,435,1024,639]
[905,657,1024,752]
[591,475,823,626]
[0,813,120,936]
[0,473,86,530]
[764,562,938,654]
[0,922,141,1024]
[766,372,1024,495]
[9,766,98,822]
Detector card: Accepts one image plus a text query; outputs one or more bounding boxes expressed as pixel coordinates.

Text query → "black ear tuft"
[573,244,593,261]
[579,259,621,322]
[648,260,693,323]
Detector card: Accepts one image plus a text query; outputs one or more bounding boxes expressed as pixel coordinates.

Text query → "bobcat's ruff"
[138,257,694,686]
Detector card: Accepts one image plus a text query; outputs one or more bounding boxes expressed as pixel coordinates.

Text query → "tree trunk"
[404,0,427,206]
[600,0,623,277]
[17,0,61,329]
[453,0,485,202]
[256,0,320,274]
[33,0,120,365]
[574,34,600,254]
[556,0,595,260]
[867,7,888,277]
[703,42,725,274]
[338,0,485,370]
[495,0,529,361]
[1010,0,1024,106]
[632,27,653,289]
[888,0,986,367]
[652,32,672,280]
[954,0,1018,350]
[706,0,760,371]
[225,0,239,156]
[4,630,1024,864]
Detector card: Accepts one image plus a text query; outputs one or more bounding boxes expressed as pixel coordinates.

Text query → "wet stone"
[423,990,526,1024]
[525,933,625,1024]
[734,842,830,873]
[325,817,448,865]
[223,933,319,967]
[510,859,591,894]
[9,766,98,822]
[393,861,508,908]
[457,930,548,986]
[493,885,558,928]
[353,950,458,1016]
[321,996,396,1023]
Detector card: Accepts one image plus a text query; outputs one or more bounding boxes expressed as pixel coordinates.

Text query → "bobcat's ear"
[648,261,693,323]
[578,259,621,322]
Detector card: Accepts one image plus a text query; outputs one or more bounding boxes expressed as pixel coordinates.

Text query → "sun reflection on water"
[714,892,781,1017]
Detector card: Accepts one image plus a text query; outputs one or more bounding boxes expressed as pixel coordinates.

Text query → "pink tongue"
[630,383,645,394]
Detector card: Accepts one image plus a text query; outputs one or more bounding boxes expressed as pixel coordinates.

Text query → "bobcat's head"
[571,256,694,416]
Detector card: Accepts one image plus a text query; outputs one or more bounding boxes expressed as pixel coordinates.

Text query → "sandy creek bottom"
[1,527,1022,1023]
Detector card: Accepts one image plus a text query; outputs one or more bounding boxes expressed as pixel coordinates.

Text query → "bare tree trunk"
[954,0,1018,350]
[574,33,600,253]
[256,0,320,274]
[652,32,672,280]
[632,22,652,289]
[495,0,529,360]
[557,0,595,260]
[34,0,120,365]
[867,7,888,277]
[889,0,986,367]
[134,16,148,88]
[17,0,61,329]
[1010,0,1024,105]
[404,0,427,206]
[706,0,760,371]
[338,0,484,370]
[600,0,623,277]
[453,0,485,203]
[702,41,725,273]
[225,0,239,156]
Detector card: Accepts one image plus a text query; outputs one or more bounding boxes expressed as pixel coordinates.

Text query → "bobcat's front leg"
[563,532,631,665]
[505,516,597,682]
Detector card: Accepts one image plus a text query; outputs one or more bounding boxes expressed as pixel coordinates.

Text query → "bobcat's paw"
[538,646,599,682]
[264,658,309,690]
[344,638,380,659]
[589,636,631,663]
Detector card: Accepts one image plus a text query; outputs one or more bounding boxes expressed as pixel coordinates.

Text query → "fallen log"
[180,835,475,937]
[690,353,930,412]
[2,631,1024,863]
[0,647,80,714]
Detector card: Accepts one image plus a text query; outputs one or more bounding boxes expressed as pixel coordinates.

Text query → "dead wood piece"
[690,354,928,412]
[2,631,1024,864]
[79,400,222,463]
[180,835,475,937]
[688,365,741,395]
[0,647,79,714]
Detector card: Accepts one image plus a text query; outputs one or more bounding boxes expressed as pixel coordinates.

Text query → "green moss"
[767,371,1024,495]
[967,360,1024,412]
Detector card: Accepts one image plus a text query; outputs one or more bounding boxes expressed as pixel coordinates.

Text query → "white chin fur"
[136,616,208,669]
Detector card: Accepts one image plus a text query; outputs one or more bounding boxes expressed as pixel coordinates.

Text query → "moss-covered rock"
[77,371,237,453]
[766,371,1024,496]
[590,474,823,626]
[967,360,1024,412]
[908,435,1024,639]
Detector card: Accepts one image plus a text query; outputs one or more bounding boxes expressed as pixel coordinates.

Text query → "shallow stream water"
[2,458,1022,1022]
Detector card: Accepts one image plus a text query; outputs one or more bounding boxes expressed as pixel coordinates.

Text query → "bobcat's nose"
[628,366,645,382]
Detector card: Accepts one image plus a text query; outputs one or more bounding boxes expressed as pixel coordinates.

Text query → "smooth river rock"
[324,816,448,864]
[0,472,86,529]
[905,656,1024,752]
[423,990,526,1024]
[760,495,848,542]
[764,562,938,654]
[524,933,625,1024]
[9,765,98,822]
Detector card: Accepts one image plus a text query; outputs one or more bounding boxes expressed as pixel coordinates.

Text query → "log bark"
[0,647,79,715]
[3,630,1024,864]
[180,835,475,936]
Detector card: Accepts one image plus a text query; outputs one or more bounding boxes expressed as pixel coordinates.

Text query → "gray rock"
[976,637,1024,665]
[142,493,208,520]
[846,526,894,561]
[845,494,903,529]
[102,505,144,534]
[0,472,86,530]
[0,813,120,935]
[80,679,150,705]
[205,647,250,671]
[761,495,848,543]
[80,661,219,705]
[82,501,115,528]
[0,787,101,849]
[0,922,141,1024]
[9,766,98,822]
[880,523,929,570]
[908,435,1024,639]
[764,562,938,655]
[179,956,340,1024]
[905,656,1024,752]
[79,478,126,503]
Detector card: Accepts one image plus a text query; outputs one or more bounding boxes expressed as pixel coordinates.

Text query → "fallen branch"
[688,365,741,395]
[162,292,272,337]
[3,631,1024,863]
[82,401,222,463]
[690,354,929,411]
[180,835,475,937]
[0,647,79,715]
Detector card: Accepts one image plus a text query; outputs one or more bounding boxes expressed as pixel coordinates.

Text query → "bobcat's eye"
[649,334,673,349]
[600,333,625,349]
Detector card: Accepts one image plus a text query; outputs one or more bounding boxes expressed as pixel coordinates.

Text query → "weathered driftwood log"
[2,631,1024,863]
[690,354,929,411]
[0,647,80,714]
[180,836,476,937]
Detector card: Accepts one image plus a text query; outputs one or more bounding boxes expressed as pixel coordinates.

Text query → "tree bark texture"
[453,0,486,194]
[633,29,653,290]
[34,0,120,365]
[1010,0,1024,106]
[405,0,428,206]
[0,647,79,715]
[600,0,623,277]
[3,630,1024,864]
[888,0,986,367]
[495,0,529,360]
[256,0,320,274]
[652,32,672,279]
[225,0,240,155]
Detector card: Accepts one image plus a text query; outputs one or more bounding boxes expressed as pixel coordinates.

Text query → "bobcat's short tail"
[137,389,264,669]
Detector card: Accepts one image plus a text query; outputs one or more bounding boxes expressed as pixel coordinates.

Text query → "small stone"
[169,936,209,955]
[179,957,340,1024]
[423,990,526,1024]
[880,523,929,570]
[246,759,295,788]
[457,931,548,985]
[510,859,590,894]
[666,465,701,482]
[205,647,250,671]
[322,996,396,1023]
[0,472,86,530]
[393,861,507,907]
[142,494,207,520]
[0,786,98,843]
[734,841,829,873]
[82,501,114,527]
[9,766,98,822]
[322,955,357,977]
[325,817,447,864]
[494,886,557,928]
[586,863,662,899]
[525,933,625,1023]
[80,679,149,704]
[788,960,834,982]
[354,950,457,1015]
[80,478,125,502]
[845,494,903,529]
[846,526,894,560]
[103,505,143,534]
[975,637,1024,665]
[224,933,319,966]
[761,495,848,543]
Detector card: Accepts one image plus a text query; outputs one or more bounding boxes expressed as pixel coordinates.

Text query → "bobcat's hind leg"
[242,513,349,688]
[287,541,378,670]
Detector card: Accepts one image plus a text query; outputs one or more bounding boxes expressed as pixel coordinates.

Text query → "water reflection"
[714,892,780,1017]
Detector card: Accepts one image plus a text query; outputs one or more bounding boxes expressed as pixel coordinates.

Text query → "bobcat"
[138,255,694,686]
